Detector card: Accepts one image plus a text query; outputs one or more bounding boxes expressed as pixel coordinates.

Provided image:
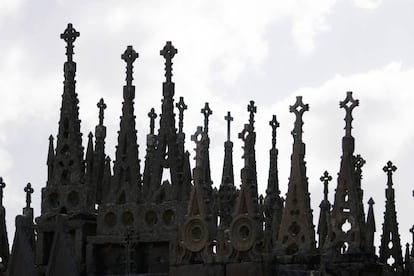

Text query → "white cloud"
[353,0,382,10]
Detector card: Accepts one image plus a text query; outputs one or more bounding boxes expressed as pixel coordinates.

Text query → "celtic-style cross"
[383,160,397,188]
[289,96,309,142]
[121,46,139,87]
[0,177,5,206]
[160,41,177,83]
[148,108,157,135]
[60,23,80,62]
[97,98,107,126]
[247,100,257,129]
[201,102,212,134]
[24,182,34,209]
[269,115,280,149]
[176,97,187,133]
[224,111,233,142]
[320,171,332,201]
[340,91,359,137]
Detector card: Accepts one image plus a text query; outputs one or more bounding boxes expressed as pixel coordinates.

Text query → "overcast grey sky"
[1,0,414,251]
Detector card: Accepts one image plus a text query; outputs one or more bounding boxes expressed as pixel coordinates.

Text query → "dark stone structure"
[0,23,413,275]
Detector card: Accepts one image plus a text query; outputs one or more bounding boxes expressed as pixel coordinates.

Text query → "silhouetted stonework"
[0,23,413,276]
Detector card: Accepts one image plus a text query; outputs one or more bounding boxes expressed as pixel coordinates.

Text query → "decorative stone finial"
[269,115,280,149]
[97,98,107,126]
[224,111,233,142]
[24,182,34,209]
[60,23,80,62]
[320,171,332,201]
[383,161,397,188]
[201,102,212,134]
[148,108,157,135]
[0,177,5,206]
[160,41,177,83]
[121,46,139,87]
[247,100,257,129]
[289,96,309,142]
[340,91,359,137]
[368,197,375,206]
[176,97,187,134]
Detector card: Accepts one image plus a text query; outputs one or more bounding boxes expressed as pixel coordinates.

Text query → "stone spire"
[200,102,212,184]
[142,108,157,198]
[264,115,283,250]
[318,171,332,249]
[94,98,107,205]
[145,41,191,202]
[229,100,262,258]
[325,92,367,254]
[178,125,216,263]
[218,111,236,228]
[111,45,141,204]
[277,96,315,255]
[85,132,94,199]
[0,178,9,273]
[366,197,376,255]
[51,23,84,187]
[379,161,404,272]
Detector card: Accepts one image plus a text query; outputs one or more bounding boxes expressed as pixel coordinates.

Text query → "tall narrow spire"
[52,23,84,187]
[325,92,367,254]
[366,197,376,254]
[47,135,55,186]
[218,112,236,228]
[112,45,141,204]
[277,96,315,255]
[94,98,107,205]
[85,132,94,196]
[200,102,212,184]
[318,171,332,249]
[264,115,283,250]
[229,101,262,258]
[379,161,404,272]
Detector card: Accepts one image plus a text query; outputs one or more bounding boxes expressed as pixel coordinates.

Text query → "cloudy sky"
[1,0,413,252]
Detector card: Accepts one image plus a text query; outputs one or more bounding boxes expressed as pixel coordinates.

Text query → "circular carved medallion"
[230,215,255,251]
[183,217,208,252]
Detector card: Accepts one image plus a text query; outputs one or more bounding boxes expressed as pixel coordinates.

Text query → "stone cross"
[176,97,187,133]
[383,160,397,188]
[148,108,157,135]
[121,46,139,87]
[289,96,309,143]
[269,115,280,149]
[320,171,332,201]
[339,91,359,137]
[247,100,257,129]
[24,182,34,209]
[0,178,5,206]
[224,111,233,142]
[160,41,177,83]
[97,98,107,126]
[60,23,80,62]
[201,102,212,134]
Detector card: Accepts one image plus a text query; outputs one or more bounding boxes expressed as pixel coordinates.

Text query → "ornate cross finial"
[176,97,187,134]
[148,108,157,135]
[355,154,366,170]
[0,177,5,206]
[201,102,212,134]
[269,115,280,149]
[320,171,332,201]
[121,46,139,87]
[289,96,309,142]
[224,111,233,142]
[24,182,34,209]
[247,100,257,128]
[383,160,397,188]
[97,98,107,126]
[191,126,204,144]
[160,41,178,83]
[340,91,359,137]
[60,23,80,62]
